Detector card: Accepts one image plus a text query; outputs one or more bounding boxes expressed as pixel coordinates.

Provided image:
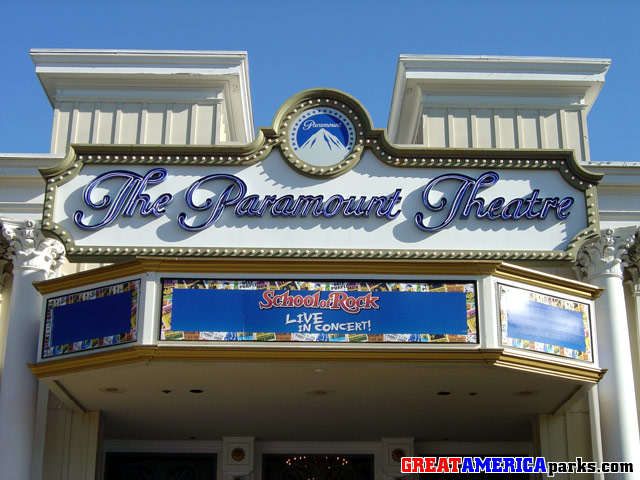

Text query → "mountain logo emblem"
[289,107,356,167]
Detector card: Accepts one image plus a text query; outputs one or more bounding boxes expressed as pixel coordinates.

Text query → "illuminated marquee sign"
[40,89,602,260]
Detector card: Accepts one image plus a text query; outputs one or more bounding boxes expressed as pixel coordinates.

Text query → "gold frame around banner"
[29,344,605,384]
[33,257,603,300]
[30,258,605,384]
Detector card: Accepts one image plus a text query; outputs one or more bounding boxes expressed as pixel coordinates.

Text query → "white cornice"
[388,54,611,143]
[31,49,254,143]
[0,154,65,220]
[30,49,251,75]
[0,154,63,184]
[587,162,640,228]
[0,154,64,174]
[587,162,640,184]
[397,55,610,89]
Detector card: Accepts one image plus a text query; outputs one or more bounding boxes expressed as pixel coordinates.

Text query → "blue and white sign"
[161,279,478,343]
[289,107,356,166]
[499,284,592,361]
[41,90,599,260]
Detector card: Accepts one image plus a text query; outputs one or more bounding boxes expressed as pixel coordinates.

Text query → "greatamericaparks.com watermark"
[401,456,634,476]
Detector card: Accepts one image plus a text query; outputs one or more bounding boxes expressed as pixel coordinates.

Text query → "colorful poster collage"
[161,279,477,343]
[42,280,139,358]
[499,284,592,361]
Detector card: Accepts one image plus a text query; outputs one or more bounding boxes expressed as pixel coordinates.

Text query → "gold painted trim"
[31,346,156,377]
[29,345,605,384]
[275,90,370,178]
[495,350,605,383]
[149,346,500,363]
[39,88,604,262]
[34,261,151,294]
[494,263,603,300]
[63,246,582,263]
[34,257,601,300]
[34,257,502,294]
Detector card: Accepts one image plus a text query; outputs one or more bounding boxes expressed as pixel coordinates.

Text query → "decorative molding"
[0,219,66,279]
[33,257,602,300]
[39,143,602,263]
[222,437,254,476]
[390,448,406,463]
[624,229,640,295]
[574,228,634,281]
[381,438,414,474]
[39,88,603,263]
[230,447,246,462]
[29,345,605,384]
[493,262,602,300]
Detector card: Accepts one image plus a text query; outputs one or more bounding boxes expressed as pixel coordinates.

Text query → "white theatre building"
[0,49,639,479]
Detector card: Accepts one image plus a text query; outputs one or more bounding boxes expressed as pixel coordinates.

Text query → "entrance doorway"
[263,454,373,480]
[104,452,216,480]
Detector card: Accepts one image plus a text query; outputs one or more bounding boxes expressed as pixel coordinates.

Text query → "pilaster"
[624,230,640,443]
[0,219,66,480]
[574,229,640,472]
[625,229,640,293]
[0,239,9,297]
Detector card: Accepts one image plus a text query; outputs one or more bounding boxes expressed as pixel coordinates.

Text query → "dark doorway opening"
[263,454,373,480]
[418,457,532,479]
[104,452,216,480]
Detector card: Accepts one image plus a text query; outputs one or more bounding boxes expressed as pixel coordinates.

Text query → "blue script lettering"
[73,168,574,235]
[178,174,247,231]
[177,174,402,231]
[74,168,172,230]
[414,171,574,232]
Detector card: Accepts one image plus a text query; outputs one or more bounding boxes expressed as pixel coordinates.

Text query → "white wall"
[50,92,222,154]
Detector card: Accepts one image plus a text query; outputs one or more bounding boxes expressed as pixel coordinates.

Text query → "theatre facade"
[0,50,639,479]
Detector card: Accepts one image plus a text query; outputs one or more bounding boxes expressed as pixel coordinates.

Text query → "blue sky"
[1,0,638,163]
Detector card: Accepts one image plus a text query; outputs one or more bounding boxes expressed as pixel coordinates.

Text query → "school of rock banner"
[161,279,477,343]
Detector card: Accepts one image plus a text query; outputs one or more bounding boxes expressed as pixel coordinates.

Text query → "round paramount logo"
[289,107,356,167]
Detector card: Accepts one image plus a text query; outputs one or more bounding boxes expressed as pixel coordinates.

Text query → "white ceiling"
[48,359,586,443]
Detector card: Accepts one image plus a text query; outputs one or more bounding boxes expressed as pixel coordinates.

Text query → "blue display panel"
[161,279,477,343]
[42,280,139,358]
[499,284,592,361]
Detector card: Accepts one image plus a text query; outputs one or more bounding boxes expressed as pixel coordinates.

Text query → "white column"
[574,229,640,473]
[0,219,65,480]
[625,257,640,432]
[0,240,9,298]
[0,239,10,377]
